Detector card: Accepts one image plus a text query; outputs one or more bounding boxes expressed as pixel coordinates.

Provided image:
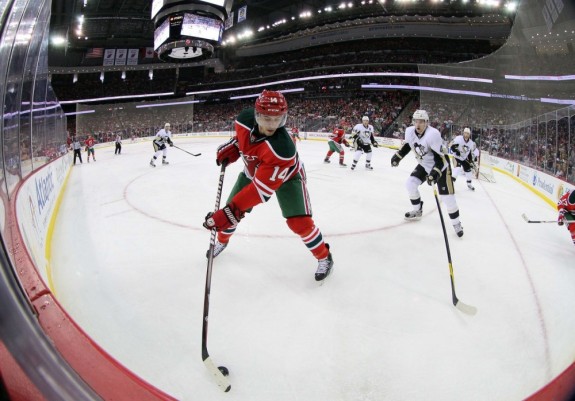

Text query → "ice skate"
[365,163,373,170]
[323,158,330,164]
[315,244,333,282]
[467,182,475,191]
[404,201,423,221]
[150,159,156,167]
[162,159,169,165]
[453,222,464,237]
[339,162,347,167]
[206,240,227,258]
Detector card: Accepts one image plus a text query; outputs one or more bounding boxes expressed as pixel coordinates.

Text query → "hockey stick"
[470,161,479,178]
[433,185,477,316]
[173,144,201,157]
[202,163,231,392]
[521,213,575,224]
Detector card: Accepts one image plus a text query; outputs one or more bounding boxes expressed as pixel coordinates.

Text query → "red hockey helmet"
[255,90,288,133]
[255,90,288,116]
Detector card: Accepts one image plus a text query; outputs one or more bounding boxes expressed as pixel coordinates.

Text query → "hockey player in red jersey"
[558,189,575,245]
[203,90,334,281]
[84,134,96,162]
[324,126,350,167]
[290,126,301,143]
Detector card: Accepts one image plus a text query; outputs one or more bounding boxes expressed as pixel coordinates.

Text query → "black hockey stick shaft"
[521,213,574,224]
[201,163,231,392]
[173,144,201,156]
[433,186,477,315]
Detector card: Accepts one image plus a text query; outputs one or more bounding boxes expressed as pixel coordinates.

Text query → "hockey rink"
[50,136,575,401]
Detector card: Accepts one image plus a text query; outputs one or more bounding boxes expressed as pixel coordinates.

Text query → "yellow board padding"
[44,165,73,295]
[492,166,557,210]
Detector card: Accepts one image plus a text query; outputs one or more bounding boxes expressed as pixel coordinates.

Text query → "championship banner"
[115,48,127,65]
[103,49,116,66]
[127,48,139,65]
[237,6,247,23]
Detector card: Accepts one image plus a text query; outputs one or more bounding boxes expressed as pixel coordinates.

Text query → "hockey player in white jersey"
[150,123,174,167]
[350,116,379,170]
[449,127,480,190]
[390,110,464,237]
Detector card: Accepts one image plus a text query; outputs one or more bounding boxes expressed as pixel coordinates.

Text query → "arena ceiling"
[49,0,498,52]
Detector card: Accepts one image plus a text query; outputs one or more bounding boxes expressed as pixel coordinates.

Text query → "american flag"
[86,48,104,58]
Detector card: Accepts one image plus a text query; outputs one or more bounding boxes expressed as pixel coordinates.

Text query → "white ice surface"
[51,137,575,401]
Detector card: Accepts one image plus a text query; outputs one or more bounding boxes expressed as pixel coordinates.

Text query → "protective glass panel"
[418,0,575,183]
[75,96,199,140]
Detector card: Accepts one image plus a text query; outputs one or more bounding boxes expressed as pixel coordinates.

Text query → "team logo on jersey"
[413,143,427,159]
[241,153,258,162]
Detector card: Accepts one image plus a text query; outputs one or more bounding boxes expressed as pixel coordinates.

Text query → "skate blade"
[316,267,334,286]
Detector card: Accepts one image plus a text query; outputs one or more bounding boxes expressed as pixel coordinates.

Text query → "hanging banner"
[103,49,116,66]
[115,48,127,65]
[237,6,247,23]
[225,12,234,30]
[127,49,139,65]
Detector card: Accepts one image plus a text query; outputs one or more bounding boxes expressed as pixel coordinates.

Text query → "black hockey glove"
[426,168,441,186]
[168,138,174,147]
[372,141,379,148]
[391,153,402,167]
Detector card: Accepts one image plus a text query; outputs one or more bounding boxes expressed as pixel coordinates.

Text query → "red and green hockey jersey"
[231,108,302,212]
[558,190,575,220]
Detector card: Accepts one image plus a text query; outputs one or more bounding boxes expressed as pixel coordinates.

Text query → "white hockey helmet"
[165,123,171,129]
[412,110,429,122]
[362,116,369,122]
[463,127,471,135]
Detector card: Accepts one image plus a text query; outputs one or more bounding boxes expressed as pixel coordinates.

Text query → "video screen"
[154,18,170,50]
[152,0,225,19]
[181,13,223,42]
[198,0,225,6]
[151,0,163,19]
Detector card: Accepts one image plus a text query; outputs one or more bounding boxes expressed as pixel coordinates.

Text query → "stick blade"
[455,300,477,316]
[521,213,530,222]
[203,356,231,392]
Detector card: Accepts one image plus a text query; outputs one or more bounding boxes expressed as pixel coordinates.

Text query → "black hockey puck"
[218,366,229,376]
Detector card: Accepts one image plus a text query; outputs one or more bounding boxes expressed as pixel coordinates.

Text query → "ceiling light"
[51,35,66,45]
